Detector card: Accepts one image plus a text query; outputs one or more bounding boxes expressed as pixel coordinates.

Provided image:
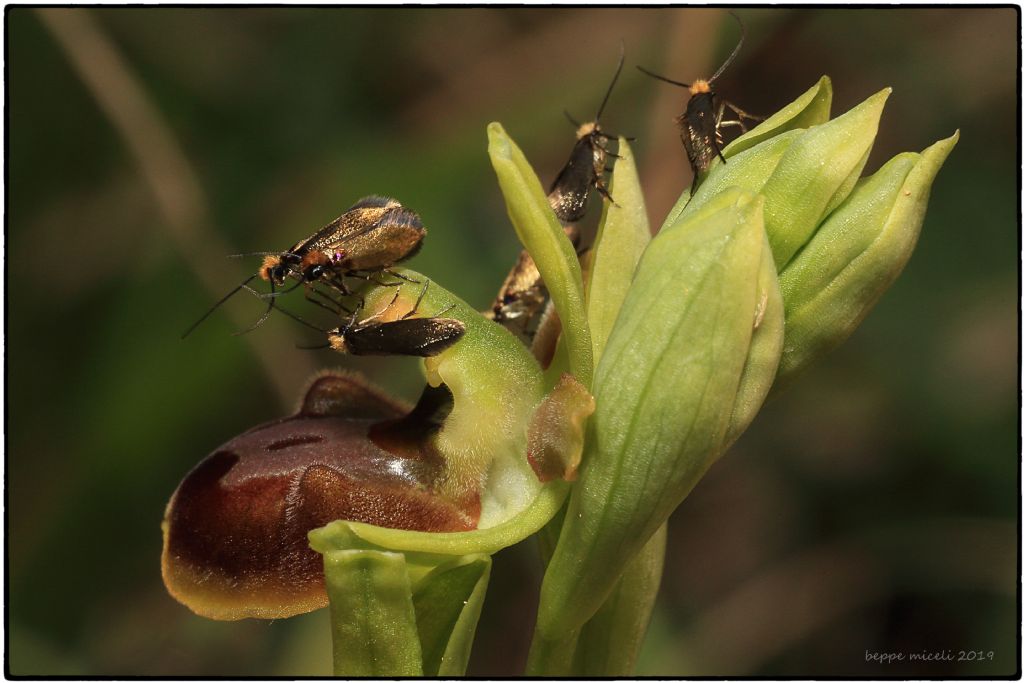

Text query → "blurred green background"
[8,7,1018,676]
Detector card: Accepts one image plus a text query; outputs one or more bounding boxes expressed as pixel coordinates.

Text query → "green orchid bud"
[762,88,890,269]
[721,75,833,157]
[676,129,802,226]
[535,188,773,638]
[776,131,959,384]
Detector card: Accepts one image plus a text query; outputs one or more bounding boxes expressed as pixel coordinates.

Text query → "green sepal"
[322,549,423,677]
[488,122,594,388]
[413,554,492,676]
[762,88,890,269]
[659,188,691,235]
[586,137,652,366]
[536,188,767,637]
[724,231,784,449]
[680,130,802,223]
[721,75,833,157]
[776,131,959,384]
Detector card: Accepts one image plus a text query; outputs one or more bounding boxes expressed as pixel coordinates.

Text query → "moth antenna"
[232,279,277,337]
[181,274,257,339]
[563,110,582,129]
[272,304,331,333]
[636,65,690,89]
[708,11,745,85]
[296,341,332,351]
[595,41,626,124]
[226,251,280,259]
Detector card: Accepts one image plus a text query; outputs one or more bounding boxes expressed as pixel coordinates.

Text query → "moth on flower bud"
[638,12,763,193]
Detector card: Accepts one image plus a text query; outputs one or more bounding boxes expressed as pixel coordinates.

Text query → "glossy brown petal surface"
[161,373,478,621]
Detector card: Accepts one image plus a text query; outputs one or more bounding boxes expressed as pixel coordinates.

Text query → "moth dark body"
[488,49,626,342]
[547,122,614,224]
[328,316,466,358]
[678,87,725,180]
[638,12,762,192]
[182,195,425,338]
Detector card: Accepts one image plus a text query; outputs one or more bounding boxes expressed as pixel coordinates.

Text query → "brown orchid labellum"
[161,372,478,621]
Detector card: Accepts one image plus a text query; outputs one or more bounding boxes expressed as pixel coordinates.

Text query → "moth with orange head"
[182,196,426,338]
[488,46,628,344]
[638,12,763,192]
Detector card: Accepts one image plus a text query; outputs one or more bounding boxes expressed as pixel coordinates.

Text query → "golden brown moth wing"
[300,196,403,255]
[330,204,426,271]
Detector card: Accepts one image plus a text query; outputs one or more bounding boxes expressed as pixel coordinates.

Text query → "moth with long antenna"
[488,46,628,342]
[638,12,763,192]
[182,196,425,338]
[282,281,467,358]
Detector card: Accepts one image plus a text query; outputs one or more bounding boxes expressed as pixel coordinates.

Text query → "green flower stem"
[525,627,581,677]
[323,549,423,677]
[413,555,491,676]
[488,122,594,388]
[536,189,767,640]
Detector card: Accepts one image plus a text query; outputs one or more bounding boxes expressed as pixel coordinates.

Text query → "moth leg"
[725,100,766,123]
[401,279,431,320]
[594,176,616,205]
[712,101,729,164]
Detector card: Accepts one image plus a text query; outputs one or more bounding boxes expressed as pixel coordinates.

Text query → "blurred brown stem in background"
[36,8,313,407]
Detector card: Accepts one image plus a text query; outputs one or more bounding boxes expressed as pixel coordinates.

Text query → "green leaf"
[722,75,833,157]
[412,555,491,676]
[762,88,890,269]
[586,138,651,366]
[488,122,594,388]
[323,550,423,677]
[536,188,767,637]
[776,131,959,384]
